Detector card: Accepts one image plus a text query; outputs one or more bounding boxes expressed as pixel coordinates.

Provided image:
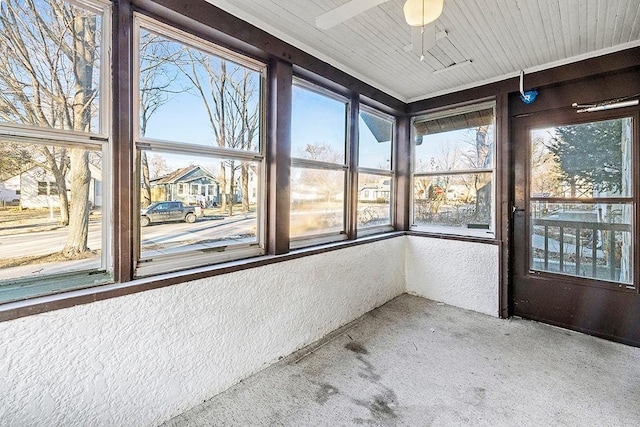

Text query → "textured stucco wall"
[405,236,499,317]
[0,238,405,427]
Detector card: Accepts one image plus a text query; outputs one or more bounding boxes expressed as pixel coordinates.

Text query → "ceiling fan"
[315,0,445,58]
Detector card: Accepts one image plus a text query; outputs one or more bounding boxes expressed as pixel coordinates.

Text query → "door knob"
[512,205,525,214]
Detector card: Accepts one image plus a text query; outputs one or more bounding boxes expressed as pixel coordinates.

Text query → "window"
[37,181,58,196]
[290,80,349,246]
[529,118,633,285]
[412,102,496,237]
[37,182,48,196]
[357,106,394,233]
[134,16,265,276]
[0,0,111,302]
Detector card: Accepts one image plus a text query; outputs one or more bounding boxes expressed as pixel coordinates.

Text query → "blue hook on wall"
[519,70,538,104]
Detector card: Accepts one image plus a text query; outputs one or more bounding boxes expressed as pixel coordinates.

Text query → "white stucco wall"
[0,237,405,427]
[405,236,499,317]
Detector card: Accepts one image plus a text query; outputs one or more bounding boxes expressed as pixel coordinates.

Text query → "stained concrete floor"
[162,294,640,426]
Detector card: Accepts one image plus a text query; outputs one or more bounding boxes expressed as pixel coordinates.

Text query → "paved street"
[0,223,103,258]
[140,214,257,256]
[0,214,257,280]
[0,214,258,261]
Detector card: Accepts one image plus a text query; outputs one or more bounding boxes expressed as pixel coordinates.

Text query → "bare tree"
[300,143,342,203]
[530,135,562,196]
[461,126,491,220]
[227,68,259,213]
[138,29,185,207]
[149,154,170,179]
[0,0,101,257]
[178,49,260,216]
[0,143,33,181]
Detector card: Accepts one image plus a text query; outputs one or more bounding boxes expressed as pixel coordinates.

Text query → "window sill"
[289,232,348,250]
[407,228,501,245]
[0,232,404,323]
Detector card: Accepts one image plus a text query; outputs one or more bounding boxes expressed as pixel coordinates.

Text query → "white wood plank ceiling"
[205,0,640,102]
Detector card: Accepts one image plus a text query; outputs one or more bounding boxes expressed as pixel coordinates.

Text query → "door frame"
[509,103,640,346]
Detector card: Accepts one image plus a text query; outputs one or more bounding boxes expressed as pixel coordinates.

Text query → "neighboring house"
[233,165,259,205]
[150,165,220,206]
[0,179,19,205]
[291,182,344,203]
[0,164,102,209]
[414,179,480,203]
[359,178,391,202]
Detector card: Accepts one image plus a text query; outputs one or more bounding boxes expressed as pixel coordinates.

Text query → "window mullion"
[113,0,135,282]
[136,139,264,162]
[290,158,348,171]
[414,168,494,177]
[358,167,394,176]
[267,59,292,255]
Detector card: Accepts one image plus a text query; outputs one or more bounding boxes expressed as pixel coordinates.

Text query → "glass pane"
[0,0,103,134]
[291,85,346,164]
[413,172,493,233]
[0,142,103,280]
[358,173,391,228]
[530,202,633,285]
[530,118,633,198]
[140,151,259,259]
[290,167,345,238]
[359,111,393,170]
[139,28,262,152]
[414,111,494,172]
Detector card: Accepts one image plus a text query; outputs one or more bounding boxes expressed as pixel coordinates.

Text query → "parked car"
[140,201,197,227]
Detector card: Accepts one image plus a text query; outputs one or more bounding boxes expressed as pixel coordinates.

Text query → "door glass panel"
[530,118,632,198]
[530,202,633,284]
[529,118,633,286]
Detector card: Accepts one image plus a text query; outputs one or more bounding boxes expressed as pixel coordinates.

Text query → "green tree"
[550,120,623,197]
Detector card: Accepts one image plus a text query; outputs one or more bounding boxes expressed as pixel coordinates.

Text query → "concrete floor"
[162,294,640,426]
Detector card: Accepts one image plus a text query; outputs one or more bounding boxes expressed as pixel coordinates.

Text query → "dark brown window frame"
[410,99,499,239]
[289,78,351,246]
[356,104,396,236]
[132,14,269,277]
[0,0,406,322]
[1,0,638,324]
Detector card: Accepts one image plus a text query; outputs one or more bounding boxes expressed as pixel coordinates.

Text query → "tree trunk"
[242,163,249,212]
[52,167,70,226]
[63,12,96,256]
[42,147,70,225]
[63,148,91,257]
[219,161,227,212]
[228,164,235,217]
[141,151,152,208]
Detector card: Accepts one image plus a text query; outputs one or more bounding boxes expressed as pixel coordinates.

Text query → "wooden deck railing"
[531,218,632,281]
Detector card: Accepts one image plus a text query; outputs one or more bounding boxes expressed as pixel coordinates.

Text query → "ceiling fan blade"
[404,27,449,57]
[316,0,390,30]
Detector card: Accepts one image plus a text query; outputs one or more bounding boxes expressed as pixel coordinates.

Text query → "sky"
[138,29,490,175]
[143,69,394,171]
[414,126,494,173]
